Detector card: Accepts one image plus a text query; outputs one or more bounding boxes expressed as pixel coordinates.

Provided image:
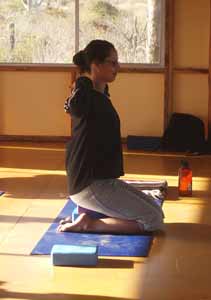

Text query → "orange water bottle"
[178,160,192,196]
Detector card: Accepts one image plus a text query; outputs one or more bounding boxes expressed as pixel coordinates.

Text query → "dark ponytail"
[73,50,90,73]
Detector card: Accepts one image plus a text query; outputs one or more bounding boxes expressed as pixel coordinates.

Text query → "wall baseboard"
[0,135,69,142]
[0,134,127,144]
[0,135,127,144]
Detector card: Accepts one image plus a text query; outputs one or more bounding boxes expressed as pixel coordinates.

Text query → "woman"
[58,39,164,234]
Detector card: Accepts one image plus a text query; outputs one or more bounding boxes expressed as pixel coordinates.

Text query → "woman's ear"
[91,62,101,75]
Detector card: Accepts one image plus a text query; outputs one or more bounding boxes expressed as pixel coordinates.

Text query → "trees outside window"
[0,0,165,66]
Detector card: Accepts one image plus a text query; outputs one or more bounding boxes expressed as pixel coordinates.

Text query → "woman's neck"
[91,77,106,93]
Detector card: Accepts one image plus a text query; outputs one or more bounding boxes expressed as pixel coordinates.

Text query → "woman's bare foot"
[57,213,143,234]
[57,213,92,232]
[59,216,72,225]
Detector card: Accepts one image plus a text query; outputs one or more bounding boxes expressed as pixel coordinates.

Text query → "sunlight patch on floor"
[0,167,65,175]
[0,145,65,152]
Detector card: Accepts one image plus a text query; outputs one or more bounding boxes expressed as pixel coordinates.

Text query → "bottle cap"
[181,160,189,168]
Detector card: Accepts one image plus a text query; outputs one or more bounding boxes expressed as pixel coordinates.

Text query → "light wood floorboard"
[0,142,211,300]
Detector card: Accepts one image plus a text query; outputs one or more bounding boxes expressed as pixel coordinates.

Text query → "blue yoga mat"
[31,180,166,257]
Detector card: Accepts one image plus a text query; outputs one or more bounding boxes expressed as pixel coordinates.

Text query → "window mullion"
[75,0,79,53]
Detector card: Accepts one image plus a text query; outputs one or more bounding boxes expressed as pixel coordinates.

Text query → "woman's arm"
[64,76,93,117]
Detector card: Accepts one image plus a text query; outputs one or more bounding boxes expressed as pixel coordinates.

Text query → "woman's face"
[91,48,120,83]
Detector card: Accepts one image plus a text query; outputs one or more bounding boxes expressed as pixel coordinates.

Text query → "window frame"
[0,0,166,70]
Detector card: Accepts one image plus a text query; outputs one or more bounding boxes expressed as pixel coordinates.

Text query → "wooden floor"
[1,142,211,300]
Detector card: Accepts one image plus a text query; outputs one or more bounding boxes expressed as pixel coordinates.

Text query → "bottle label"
[178,167,192,196]
[187,183,192,191]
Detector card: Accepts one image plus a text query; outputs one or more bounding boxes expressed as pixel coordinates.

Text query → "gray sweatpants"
[71,178,165,232]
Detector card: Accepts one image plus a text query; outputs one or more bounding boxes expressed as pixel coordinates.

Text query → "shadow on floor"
[0,174,67,199]
[0,281,136,300]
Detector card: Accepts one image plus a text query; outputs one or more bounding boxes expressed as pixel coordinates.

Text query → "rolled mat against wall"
[127,135,162,151]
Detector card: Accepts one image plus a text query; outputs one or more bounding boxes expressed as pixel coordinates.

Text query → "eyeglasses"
[104,59,119,67]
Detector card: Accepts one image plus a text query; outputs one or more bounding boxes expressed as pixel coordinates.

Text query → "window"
[0,0,165,67]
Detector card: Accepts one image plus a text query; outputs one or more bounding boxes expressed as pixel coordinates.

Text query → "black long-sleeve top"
[65,76,124,195]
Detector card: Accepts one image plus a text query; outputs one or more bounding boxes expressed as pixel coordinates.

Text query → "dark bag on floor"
[162,113,206,153]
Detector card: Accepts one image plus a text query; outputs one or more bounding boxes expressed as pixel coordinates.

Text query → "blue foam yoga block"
[78,206,108,219]
[71,207,80,222]
[71,206,108,222]
[51,244,98,266]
